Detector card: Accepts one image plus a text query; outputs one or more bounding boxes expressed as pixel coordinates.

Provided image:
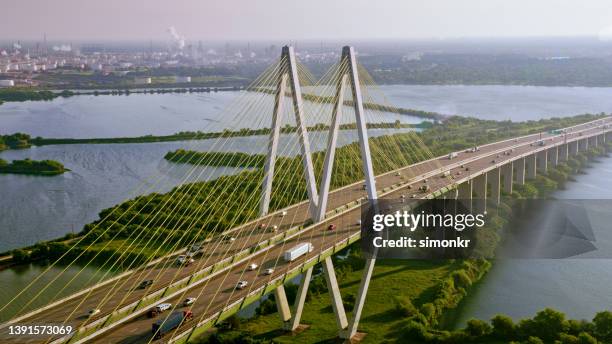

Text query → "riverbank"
[0,121,427,151]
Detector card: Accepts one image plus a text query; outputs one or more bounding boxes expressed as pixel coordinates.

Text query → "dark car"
[138,279,153,289]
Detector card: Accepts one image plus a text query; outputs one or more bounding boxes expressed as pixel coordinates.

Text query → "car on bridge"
[87,308,100,318]
[236,281,248,289]
[155,303,172,313]
[176,255,195,266]
[183,297,196,306]
[138,279,153,289]
[247,263,258,271]
[264,268,275,275]
[328,224,337,231]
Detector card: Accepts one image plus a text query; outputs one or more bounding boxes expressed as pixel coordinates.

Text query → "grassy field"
[241,259,457,344]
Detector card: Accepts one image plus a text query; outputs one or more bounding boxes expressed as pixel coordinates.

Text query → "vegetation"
[0,158,67,175]
[165,150,267,168]
[0,133,33,151]
[362,53,612,87]
[0,121,423,150]
[0,88,65,103]
[422,114,606,156]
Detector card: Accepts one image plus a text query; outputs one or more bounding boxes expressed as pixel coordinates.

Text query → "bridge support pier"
[537,150,547,174]
[570,141,579,155]
[457,179,472,211]
[341,257,376,340]
[559,144,569,162]
[501,163,513,194]
[515,157,525,185]
[579,138,589,152]
[488,168,500,205]
[274,285,292,323]
[473,173,487,214]
[284,267,314,331]
[526,154,537,180]
[322,257,349,331]
[549,146,559,167]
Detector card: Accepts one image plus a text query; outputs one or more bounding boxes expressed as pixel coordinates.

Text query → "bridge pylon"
[259,45,319,219]
[270,46,379,341]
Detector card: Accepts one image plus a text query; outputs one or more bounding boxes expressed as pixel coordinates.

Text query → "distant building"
[20,64,38,72]
[134,77,152,85]
[175,76,191,83]
[0,80,15,87]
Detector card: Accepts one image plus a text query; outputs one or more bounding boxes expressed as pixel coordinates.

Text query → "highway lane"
[2,117,610,343]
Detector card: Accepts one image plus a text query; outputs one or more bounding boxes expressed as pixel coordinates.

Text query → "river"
[452,155,612,326]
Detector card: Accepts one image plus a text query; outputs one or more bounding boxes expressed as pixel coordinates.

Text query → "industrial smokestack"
[167,26,186,50]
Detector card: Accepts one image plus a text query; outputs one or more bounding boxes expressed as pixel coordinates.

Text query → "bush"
[558,333,579,344]
[394,296,418,317]
[420,303,436,322]
[465,319,492,337]
[11,249,30,263]
[577,332,598,344]
[525,336,544,344]
[593,311,612,341]
[491,314,516,339]
[520,308,568,342]
[254,298,276,316]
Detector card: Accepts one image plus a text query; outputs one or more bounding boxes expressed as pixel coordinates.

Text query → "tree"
[465,319,492,337]
[593,311,612,341]
[491,314,516,339]
[525,336,544,344]
[11,249,30,263]
[577,332,598,344]
[519,308,568,342]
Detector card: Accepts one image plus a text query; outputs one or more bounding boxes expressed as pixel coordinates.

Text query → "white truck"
[283,243,314,262]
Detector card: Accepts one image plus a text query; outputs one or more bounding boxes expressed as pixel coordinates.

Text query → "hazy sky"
[3,0,612,41]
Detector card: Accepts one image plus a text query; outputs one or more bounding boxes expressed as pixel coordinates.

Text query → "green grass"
[242,260,455,344]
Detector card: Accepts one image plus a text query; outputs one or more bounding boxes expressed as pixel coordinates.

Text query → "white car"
[155,303,172,313]
[280,211,288,217]
[183,297,196,306]
[271,225,279,232]
[176,255,194,266]
[247,263,258,271]
[236,281,248,289]
[263,268,275,275]
[87,309,100,318]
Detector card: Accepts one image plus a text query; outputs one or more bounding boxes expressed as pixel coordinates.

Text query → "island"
[0,158,68,175]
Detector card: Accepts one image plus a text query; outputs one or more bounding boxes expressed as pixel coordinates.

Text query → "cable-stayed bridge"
[1,46,611,344]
